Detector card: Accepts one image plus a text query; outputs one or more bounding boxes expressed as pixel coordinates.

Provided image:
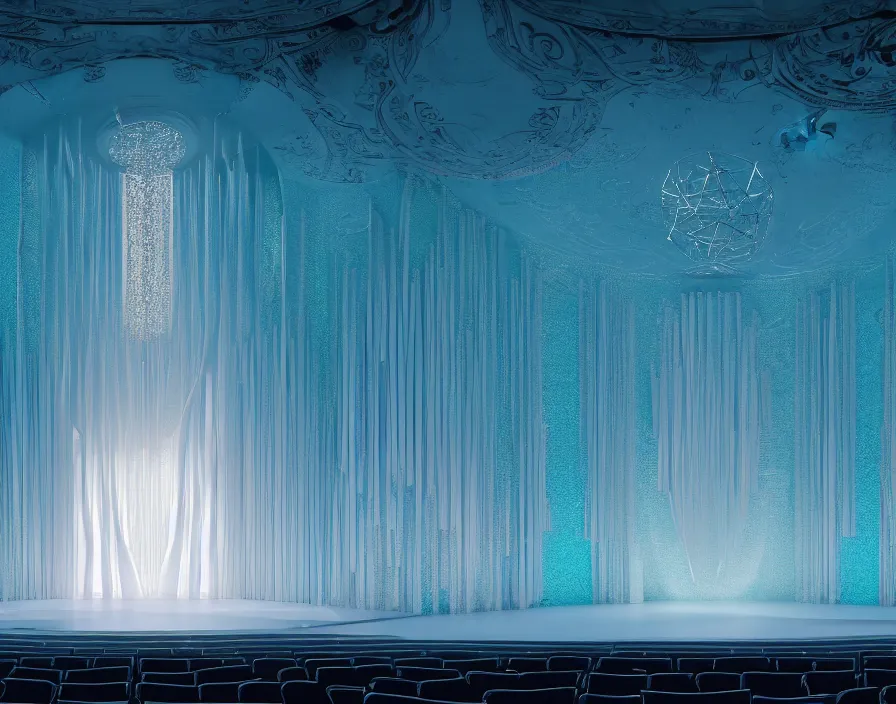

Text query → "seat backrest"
[697,673,743,693]
[238,681,283,703]
[578,695,642,704]
[751,696,835,704]
[0,660,16,680]
[66,666,131,684]
[253,657,297,680]
[643,690,752,704]
[363,694,457,704]
[882,684,896,704]
[715,658,772,674]
[520,671,581,690]
[864,669,896,689]
[815,660,857,673]
[281,680,329,704]
[355,665,397,684]
[549,657,591,672]
[199,681,244,703]
[317,667,363,688]
[135,681,200,704]
[327,686,366,704]
[835,688,880,704]
[483,687,576,704]
[20,658,55,670]
[8,667,62,684]
[369,678,418,697]
[306,659,354,679]
[195,664,254,685]
[679,659,716,675]
[777,659,818,674]
[468,672,521,697]
[58,682,129,703]
[141,658,190,674]
[646,673,697,693]
[444,658,499,675]
[142,671,197,685]
[52,657,90,672]
[397,667,461,683]
[279,667,309,682]
[508,658,549,673]
[0,678,57,704]
[596,658,672,675]
[94,657,135,670]
[419,677,478,702]
[394,659,442,669]
[741,671,808,698]
[352,658,392,667]
[864,658,896,671]
[585,674,648,696]
[803,671,859,695]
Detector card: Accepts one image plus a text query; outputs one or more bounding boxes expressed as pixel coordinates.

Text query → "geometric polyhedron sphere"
[662,152,773,275]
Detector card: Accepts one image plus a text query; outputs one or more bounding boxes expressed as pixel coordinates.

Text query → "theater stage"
[1,600,896,642]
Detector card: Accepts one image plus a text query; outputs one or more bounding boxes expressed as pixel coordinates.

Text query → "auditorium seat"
[142,671,196,685]
[468,672,521,697]
[483,687,577,704]
[521,671,582,690]
[751,696,836,704]
[509,658,549,673]
[715,657,772,673]
[53,657,90,671]
[279,666,310,682]
[352,658,392,667]
[881,684,896,704]
[251,657,296,680]
[238,681,283,703]
[862,669,896,688]
[418,676,479,701]
[584,673,648,695]
[643,691,752,704]
[646,673,698,693]
[136,681,200,703]
[0,660,16,679]
[94,657,135,670]
[803,670,859,695]
[696,673,742,692]
[398,667,461,683]
[444,658,500,674]
[8,666,63,684]
[864,657,896,670]
[370,678,419,696]
[199,681,247,703]
[195,664,254,685]
[327,685,367,704]
[835,688,880,704]
[549,657,591,672]
[364,694,456,704]
[596,658,672,675]
[815,660,857,672]
[395,659,443,669]
[578,695,642,704]
[282,679,329,704]
[777,659,818,673]
[741,671,809,698]
[0,678,55,704]
[66,665,132,683]
[58,681,129,702]
[307,659,355,679]
[679,658,716,675]
[20,657,55,669]
[141,658,190,674]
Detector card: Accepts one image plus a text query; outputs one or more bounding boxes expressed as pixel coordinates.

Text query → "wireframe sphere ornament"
[662,152,773,276]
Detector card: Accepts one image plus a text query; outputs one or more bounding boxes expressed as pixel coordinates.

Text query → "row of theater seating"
[1,640,896,704]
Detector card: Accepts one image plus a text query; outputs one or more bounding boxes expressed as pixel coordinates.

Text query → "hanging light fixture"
[109,120,186,339]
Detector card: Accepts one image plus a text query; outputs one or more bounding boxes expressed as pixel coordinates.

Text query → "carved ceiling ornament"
[1,0,896,276]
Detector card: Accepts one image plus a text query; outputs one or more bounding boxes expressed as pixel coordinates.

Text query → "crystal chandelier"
[109,121,185,339]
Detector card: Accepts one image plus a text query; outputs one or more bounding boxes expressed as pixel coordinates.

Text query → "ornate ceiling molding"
[505,0,893,39]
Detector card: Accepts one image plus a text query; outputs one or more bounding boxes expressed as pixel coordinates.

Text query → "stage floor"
[2,600,896,641]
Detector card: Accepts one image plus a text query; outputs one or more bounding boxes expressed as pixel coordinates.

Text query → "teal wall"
[0,137,19,334]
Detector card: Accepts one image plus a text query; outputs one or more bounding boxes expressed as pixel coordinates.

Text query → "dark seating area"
[0,635,893,704]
